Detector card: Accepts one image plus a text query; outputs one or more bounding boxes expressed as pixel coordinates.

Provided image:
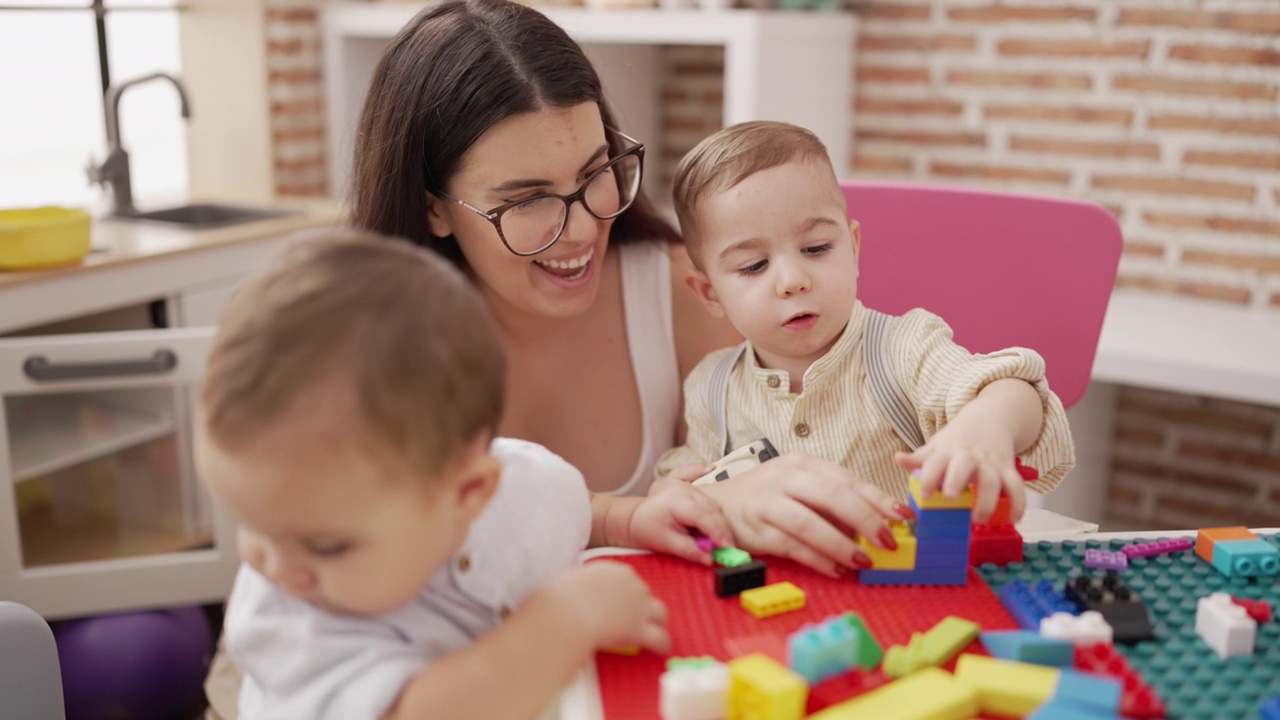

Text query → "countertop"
[0,199,346,334]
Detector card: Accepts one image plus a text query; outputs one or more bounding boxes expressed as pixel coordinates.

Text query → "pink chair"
[843,181,1122,409]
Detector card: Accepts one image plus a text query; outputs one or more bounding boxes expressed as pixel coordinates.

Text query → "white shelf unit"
[8,392,175,484]
[322,6,856,200]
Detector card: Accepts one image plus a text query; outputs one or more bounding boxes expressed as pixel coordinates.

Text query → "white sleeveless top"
[609,241,681,495]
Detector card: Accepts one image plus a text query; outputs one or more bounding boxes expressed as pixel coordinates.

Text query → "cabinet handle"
[23,350,178,382]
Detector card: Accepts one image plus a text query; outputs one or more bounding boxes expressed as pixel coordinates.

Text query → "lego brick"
[979,630,1074,667]
[1260,694,1280,720]
[970,524,1024,566]
[1052,668,1122,714]
[1210,538,1280,579]
[840,612,884,670]
[713,547,753,568]
[858,566,968,586]
[1195,526,1257,564]
[808,666,979,720]
[882,615,980,678]
[1195,591,1257,659]
[660,660,729,720]
[908,495,973,526]
[804,669,890,715]
[1062,574,1154,644]
[1040,611,1114,647]
[1094,602,1155,645]
[727,653,807,720]
[740,581,806,619]
[913,519,976,541]
[912,543,972,569]
[1120,537,1192,560]
[998,579,1078,631]
[859,522,918,570]
[1071,644,1166,720]
[1083,549,1128,571]
[1229,596,1271,624]
[715,560,767,598]
[724,633,787,665]
[982,495,1014,527]
[954,654,1061,718]
[1027,699,1122,720]
[909,473,975,510]
[787,615,859,684]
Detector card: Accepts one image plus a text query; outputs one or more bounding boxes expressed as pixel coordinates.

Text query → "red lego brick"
[1074,643,1167,719]
[970,523,1024,566]
[1230,596,1272,624]
[805,668,892,714]
[984,496,1013,527]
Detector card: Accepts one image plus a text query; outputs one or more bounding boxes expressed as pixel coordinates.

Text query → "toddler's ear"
[685,269,726,319]
[453,449,502,523]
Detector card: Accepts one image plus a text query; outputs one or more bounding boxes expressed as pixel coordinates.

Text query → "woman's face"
[428,103,617,321]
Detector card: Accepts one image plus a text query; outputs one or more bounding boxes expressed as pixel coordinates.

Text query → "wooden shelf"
[7,394,175,483]
[19,504,212,568]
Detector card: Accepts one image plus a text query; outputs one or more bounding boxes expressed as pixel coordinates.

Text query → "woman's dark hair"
[350,0,679,265]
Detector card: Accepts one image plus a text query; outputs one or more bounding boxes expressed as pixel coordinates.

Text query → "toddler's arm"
[388,561,667,720]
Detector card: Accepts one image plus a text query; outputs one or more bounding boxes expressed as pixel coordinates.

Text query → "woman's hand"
[697,452,911,578]
[629,482,736,566]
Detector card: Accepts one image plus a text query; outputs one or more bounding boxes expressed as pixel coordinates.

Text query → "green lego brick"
[838,612,884,670]
[712,546,753,568]
[978,533,1280,720]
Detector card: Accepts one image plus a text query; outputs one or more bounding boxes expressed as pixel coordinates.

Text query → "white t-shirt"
[225,438,593,720]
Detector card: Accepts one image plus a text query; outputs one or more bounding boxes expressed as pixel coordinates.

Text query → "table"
[559,526,1280,720]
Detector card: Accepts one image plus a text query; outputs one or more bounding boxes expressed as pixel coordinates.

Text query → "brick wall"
[270,0,1280,530]
[265,0,329,197]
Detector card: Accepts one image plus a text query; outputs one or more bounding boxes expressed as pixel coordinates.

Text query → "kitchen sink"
[117,203,295,228]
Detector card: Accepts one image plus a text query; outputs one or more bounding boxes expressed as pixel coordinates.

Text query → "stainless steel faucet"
[87,72,192,217]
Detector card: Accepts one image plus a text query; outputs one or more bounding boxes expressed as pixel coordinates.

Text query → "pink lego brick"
[1084,549,1129,571]
[1121,537,1193,560]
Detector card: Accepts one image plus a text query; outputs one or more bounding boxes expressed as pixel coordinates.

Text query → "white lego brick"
[1039,611,1114,646]
[1195,592,1257,659]
[660,661,730,720]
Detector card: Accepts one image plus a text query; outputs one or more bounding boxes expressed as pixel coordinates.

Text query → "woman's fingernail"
[893,502,917,520]
[851,552,874,569]
[877,526,898,550]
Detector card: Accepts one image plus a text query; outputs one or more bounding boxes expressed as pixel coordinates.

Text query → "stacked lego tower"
[857,474,974,586]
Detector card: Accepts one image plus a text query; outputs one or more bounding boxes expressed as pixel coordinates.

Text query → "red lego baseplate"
[591,553,1019,719]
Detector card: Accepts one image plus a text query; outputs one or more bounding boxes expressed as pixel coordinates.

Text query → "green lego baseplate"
[977,533,1280,720]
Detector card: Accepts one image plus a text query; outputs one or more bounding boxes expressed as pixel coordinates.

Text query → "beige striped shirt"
[657,301,1076,501]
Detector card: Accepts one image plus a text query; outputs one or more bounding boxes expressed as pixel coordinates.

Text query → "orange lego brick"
[1196,526,1257,564]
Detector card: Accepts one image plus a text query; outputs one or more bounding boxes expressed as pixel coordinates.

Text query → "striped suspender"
[706,310,925,458]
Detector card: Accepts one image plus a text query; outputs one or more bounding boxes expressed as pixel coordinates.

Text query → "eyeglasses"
[437,129,645,257]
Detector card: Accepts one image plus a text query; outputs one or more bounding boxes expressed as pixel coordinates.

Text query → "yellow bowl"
[0,206,93,270]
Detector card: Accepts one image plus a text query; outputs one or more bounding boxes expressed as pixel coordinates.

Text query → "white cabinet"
[322,6,857,198]
[0,327,238,619]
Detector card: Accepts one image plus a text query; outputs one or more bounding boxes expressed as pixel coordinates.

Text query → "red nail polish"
[877,527,898,551]
[893,502,917,520]
[851,552,874,569]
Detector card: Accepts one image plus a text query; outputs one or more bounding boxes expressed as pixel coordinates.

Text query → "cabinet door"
[0,327,237,619]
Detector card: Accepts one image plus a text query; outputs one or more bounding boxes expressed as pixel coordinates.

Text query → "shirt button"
[457,554,471,573]
[794,422,810,438]
[767,375,781,389]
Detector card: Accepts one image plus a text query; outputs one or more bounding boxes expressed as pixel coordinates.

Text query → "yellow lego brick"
[884,616,981,678]
[727,653,807,720]
[909,474,975,510]
[809,667,979,720]
[953,654,1060,718]
[859,522,917,570]
[740,581,806,619]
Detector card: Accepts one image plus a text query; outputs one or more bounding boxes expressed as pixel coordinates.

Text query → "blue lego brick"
[1053,669,1122,714]
[979,630,1074,667]
[1260,694,1280,720]
[787,616,857,684]
[980,533,1280,720]
[1028,699,1121,719]
[998,579,1079,631]
[912,543,972,569]
[913,521,975,540]
[1211,538,1279,578]
[858,566,968,586]
[909,495,972,525]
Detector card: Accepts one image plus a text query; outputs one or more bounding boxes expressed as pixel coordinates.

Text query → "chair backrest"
[843,181,1122,409]
[0,601,66,719]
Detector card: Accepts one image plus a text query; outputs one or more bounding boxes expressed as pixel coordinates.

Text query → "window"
[0,1,186,211]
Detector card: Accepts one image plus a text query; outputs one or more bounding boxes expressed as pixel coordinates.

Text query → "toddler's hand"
[648,463,713,496]
[894,424,1026,523]
[546,561,669,654]
[631,482,735,565]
